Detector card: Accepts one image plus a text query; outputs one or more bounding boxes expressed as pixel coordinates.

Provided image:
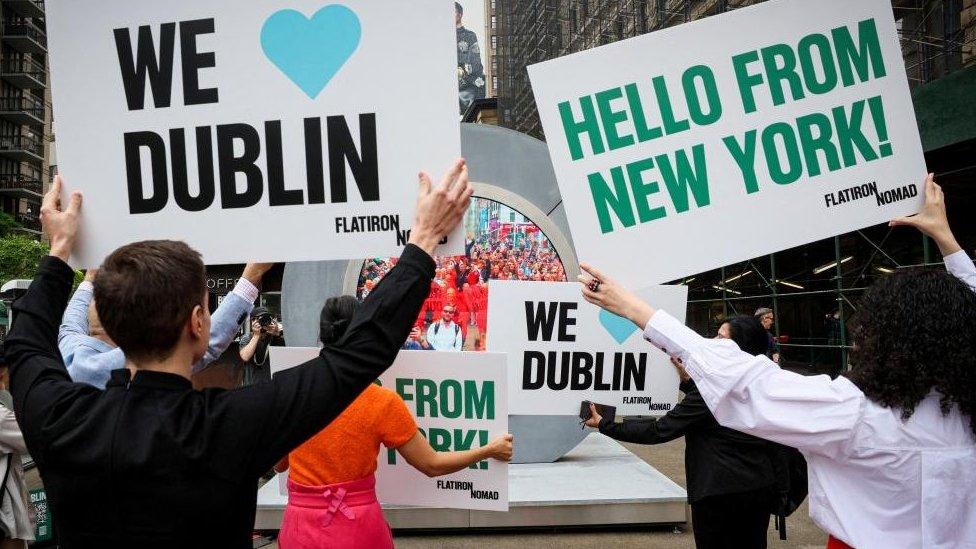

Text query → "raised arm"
[192,265,269,373]
[7,177,97,453]
[577,263,864,458]
[398,431,512,477]
[589,384,711,445]
[217,159,474,476]
[890,173,975,292]
[643,311,864,457]
[58,277,94,363]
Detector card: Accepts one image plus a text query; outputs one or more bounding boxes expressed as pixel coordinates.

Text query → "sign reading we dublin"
[45,0,462,267]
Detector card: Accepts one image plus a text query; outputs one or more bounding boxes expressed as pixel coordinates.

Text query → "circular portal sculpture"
[283,123,585,463]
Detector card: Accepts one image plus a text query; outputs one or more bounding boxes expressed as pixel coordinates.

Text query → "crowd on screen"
[358,237,567,351]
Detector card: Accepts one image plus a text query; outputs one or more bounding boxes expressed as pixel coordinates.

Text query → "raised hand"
[242,263,275,287]
[584,402,603,428]
[577,263,655,329]
[889,173,961,256]
[487,433,514,461]
[41,175,83,262]
[409,158,474,255]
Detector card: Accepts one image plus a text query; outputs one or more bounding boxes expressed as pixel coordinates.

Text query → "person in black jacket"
[585,315,777,549]
[3,162,473,549]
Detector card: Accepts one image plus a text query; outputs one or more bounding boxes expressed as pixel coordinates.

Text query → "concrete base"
[255,434,687,530]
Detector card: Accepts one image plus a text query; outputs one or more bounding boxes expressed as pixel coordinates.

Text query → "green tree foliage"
[0,212,17,237]
[0,234,49,287]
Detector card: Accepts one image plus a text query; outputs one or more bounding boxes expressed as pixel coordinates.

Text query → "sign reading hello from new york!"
[45,0,462,267]
[528,0,926,286]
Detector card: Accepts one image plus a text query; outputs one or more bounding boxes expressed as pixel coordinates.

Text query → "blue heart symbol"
[599,309,638,344]
[261,5,361,99]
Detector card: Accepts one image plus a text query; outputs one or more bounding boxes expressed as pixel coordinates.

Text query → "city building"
[0,0,52,237]
[489,0,976,373]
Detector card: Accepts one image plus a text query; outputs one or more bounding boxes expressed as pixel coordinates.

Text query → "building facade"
[489,0,976,373]
[0,0,51,238]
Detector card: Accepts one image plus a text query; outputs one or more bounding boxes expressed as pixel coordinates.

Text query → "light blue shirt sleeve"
[60,278,257,386]
[193,287,254,373]
[59,282,123,388]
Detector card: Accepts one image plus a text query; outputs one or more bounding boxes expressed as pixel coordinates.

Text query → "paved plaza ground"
[25,435,829,548]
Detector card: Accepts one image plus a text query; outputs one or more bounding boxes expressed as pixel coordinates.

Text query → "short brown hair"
[94,240,207,362]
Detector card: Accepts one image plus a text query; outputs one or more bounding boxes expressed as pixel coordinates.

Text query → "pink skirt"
[278,475,393,549]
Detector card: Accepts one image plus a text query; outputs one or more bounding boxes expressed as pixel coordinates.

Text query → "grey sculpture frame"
[282,124,591,462]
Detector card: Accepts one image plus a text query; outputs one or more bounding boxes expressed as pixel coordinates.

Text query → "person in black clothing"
[3,163,473,548]
[238,307,285,386]
[585,315,777,549]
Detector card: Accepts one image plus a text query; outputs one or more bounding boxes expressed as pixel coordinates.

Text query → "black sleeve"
[220,244,435,475]
[598,388,711,445]
[5,256,98,461]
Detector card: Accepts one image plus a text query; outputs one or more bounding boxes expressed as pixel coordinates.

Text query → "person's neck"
[127,351,194,381]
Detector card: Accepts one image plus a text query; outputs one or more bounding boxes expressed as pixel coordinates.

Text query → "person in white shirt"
[423,305,463,351]
[576,174,975,549]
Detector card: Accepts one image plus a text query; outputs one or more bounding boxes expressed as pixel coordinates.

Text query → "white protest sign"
[486,281,688,416]
[46,0,462,266]
[528,0,925,287]
[270,348,508,511]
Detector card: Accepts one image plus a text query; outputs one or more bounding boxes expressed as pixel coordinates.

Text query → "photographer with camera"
[238,307,285,386]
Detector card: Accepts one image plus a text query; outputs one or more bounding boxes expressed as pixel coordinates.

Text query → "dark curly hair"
[848,268,976,437]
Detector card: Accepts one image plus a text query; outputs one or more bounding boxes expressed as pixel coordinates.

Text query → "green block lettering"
[559,96,605,161]
[429,428,451,452]
[657,144,710,213]
[732,51,764,114]
[832,99,878,166]
[416,378,438,418]
[798,33,838,95]
[762,122,803,185]
[440,379,462,419]
[652,76,690,135]
[595,87,635,151]
[683,65,723,126]
[588,167,636,234]
[625,82,664,142]
[760,43,805,106]
[626,157,667,223]
[465,380,494,420]
[723,131,761,194]
[832,18,887,87]
[796,112,841,177]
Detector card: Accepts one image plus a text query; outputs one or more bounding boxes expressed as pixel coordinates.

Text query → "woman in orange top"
[275,296,513,549]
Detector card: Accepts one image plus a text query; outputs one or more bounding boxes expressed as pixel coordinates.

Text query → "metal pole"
[770,254,780,336]
[720,266,728,319]
[835,236,848,370]
[922,234,932,264]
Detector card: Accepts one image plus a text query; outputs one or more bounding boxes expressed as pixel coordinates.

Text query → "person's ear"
[189,305,206,340]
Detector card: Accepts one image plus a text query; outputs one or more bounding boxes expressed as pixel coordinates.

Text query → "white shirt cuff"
[643,310,704,360]
[943,250,973,274]
[77,281,94,292]
[232,277,260,303]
